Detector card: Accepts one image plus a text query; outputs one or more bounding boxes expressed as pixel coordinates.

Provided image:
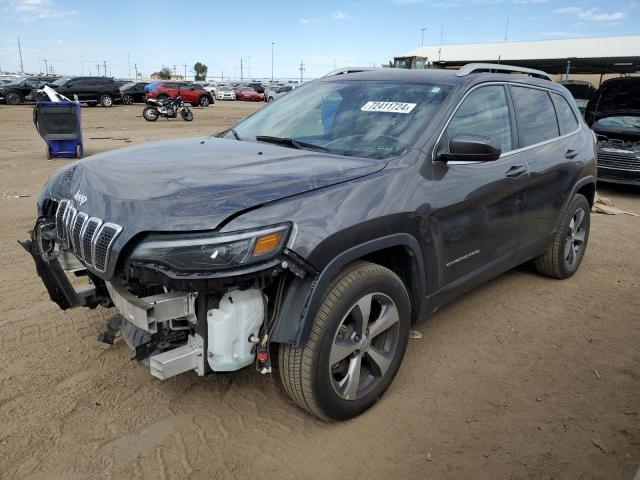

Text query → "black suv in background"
[585,76,640,185]
[0,76,60,104]
[23,64,596,421]
[48,76,122,107]
[119,81,150,104]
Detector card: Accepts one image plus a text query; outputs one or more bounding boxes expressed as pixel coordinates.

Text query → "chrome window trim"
[432,81,582,166]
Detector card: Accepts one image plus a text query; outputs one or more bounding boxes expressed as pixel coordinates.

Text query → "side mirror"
[437,134,501,162]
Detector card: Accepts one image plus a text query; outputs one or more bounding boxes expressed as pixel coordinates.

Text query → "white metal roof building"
[395,36,640,74]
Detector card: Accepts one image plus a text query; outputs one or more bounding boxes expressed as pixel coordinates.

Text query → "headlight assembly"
[130,224,290,272]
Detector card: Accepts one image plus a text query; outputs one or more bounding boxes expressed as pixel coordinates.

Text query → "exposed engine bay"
[21,201,309,381]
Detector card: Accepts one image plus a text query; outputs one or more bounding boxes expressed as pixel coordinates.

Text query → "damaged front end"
[22,197,315,381]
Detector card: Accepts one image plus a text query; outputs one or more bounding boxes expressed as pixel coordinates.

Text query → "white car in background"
[201,82,218,97]
[216,85,236,100]
[266,84,296,103]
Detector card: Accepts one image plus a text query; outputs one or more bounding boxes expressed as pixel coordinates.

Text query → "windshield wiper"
[255,135,328,152]
[230,128,241,141]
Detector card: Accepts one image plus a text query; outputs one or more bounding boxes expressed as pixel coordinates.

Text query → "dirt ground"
[0,101,638,480]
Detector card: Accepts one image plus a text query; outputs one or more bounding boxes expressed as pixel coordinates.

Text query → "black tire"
[535,193,590,279]
[100,94,113,107]
[267,97,274,103]
[5,91,22,105]
[199,95,210,107]
[122,94,133,105]
[279,261,410,421]
[143,106,159,122]
[180,108,193,121]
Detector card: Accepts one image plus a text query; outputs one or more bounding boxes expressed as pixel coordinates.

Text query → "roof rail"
[456,63,552,81]
[323,67,376,77]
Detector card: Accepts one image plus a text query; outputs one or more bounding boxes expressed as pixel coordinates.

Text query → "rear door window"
[551,93,579,134]
[510,86,560,147]
[443,85,513,153]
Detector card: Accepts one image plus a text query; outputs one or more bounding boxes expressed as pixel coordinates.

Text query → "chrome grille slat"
[597,150,640,171]
[53,198,122,273]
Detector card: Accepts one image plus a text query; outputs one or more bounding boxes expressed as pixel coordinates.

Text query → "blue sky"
[0,0,638,80]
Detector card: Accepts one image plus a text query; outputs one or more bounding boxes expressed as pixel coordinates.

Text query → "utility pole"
[503,17,510,42]
[299,60,305,83]
[17,37,24,73]
[248,56,251,79]
[127,52,131,79]
[440,24,444,45]
[420,28,427,46]
[183,61,187,80]
[221,70,223,81]
[43,59,48,75]
[173,64,177,75]
[96,64,101,76]
[134,63,138,79]
[80,56,84,75]
[102,60,107,77]
[240,58,243,81]
[271,42,274,81]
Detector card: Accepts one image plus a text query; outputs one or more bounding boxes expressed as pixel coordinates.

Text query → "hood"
[43,136,386,237]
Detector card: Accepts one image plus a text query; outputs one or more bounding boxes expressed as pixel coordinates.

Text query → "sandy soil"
[0,102,638,480]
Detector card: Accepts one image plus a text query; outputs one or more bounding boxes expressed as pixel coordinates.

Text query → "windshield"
[50,77,71,86]
[595,116,640,129]
[120,82,136,90]
[230,79,451,159]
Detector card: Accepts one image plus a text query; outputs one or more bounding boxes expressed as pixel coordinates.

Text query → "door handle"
[565,149,578,159]
[505,165,527,178]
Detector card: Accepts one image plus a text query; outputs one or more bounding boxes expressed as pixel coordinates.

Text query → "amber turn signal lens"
[252,231,284,256]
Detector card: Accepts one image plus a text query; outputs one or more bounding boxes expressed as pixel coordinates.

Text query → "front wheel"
[5,92,22,105]
[199,95,211,107]
[535,193,591,279]
[122,94,133,105]
[279,261,410,421]
[180,108,193,121]
[100,94,113,107]
[142,106,159,121]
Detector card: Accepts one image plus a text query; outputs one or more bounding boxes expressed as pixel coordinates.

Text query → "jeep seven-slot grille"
[54,199,122,273]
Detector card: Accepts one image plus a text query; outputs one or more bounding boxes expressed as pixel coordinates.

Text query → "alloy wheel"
[329,292,400,401]
[564,207,586,267]
[6,92,21,105]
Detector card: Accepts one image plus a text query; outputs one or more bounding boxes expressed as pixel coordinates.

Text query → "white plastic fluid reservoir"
[207,288,264,372]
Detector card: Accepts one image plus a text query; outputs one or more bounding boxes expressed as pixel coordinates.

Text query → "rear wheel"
[143,106,159,121]
[100,94,113,107]
[279,261,410,421]
[535,193,590,279]
[5,91,22,105]
[199,95,210,107]
[122,94,133,105]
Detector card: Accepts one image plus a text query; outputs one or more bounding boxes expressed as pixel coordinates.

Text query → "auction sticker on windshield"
[361,101,417,114]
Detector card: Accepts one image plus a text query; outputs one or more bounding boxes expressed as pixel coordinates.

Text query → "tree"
[194,62,208,81]
[158,66,172,80]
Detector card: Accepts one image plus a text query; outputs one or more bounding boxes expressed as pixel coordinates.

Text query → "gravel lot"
[0,102,638,480]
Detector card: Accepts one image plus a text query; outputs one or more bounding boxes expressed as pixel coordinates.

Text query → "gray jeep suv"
[23,64,596,421]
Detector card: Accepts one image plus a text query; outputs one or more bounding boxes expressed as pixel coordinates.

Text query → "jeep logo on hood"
[73,191,87,206]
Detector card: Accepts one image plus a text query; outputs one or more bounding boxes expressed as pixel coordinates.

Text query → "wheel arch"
[271,233,427,347]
